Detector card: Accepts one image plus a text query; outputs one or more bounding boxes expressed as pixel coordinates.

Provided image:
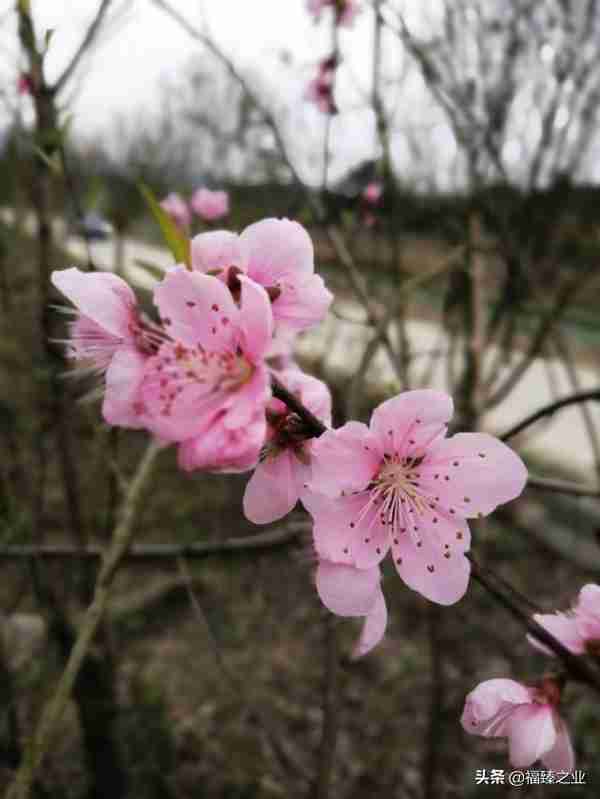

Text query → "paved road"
[6,212,598,480]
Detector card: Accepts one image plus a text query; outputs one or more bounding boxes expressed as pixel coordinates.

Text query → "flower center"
[152,342,254,418]
[370,454,429,527]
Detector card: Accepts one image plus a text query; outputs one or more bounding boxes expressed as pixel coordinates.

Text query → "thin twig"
[176,556,311,790]
[54,0,114,92]
[7,440,161,799]
[0,524,306,562]
[271,374,327,437]
[499,389,600,443]
[468,556,600,694]
[527,474,600,498]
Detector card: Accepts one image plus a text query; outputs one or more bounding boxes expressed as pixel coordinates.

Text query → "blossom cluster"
[52,215,529,660]
[462,583,600,773]
[54,211,599,775]
[160,187,230,229]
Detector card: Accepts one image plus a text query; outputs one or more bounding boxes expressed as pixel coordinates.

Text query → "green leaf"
[138,183,191,268]
[44,28,55,52]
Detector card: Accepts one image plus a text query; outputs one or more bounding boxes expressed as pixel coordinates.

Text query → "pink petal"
[542,716,575,772]
[153,268,239,350]
[52,268,136,339]
[575,583,600,639]
[461,678,532,738]
[530,612,585,655]
[177,410,265,473]
[304,491,390,568]
[369,390,453,454]
[309,422,380,498]
[222,366,270,430]
[102,347,147,429]
[243,451,304,524]
[391,513,471,605]
[508,704,557,768]
[271,273,333,331]
[420,433,527,519]
[190,230,244,274]
[237,276,273,361]
[576,583,600,615]
[239,218,314,286]
[316,561,380,616]
[352,588,387,658]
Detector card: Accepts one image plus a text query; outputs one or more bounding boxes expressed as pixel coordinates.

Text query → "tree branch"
[7,440,161,799]
[54,0,114,93]
[499,389,600,443]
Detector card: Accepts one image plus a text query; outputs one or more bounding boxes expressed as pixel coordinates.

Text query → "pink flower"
[316,560,387,658]
[160,193,191,230]
[363,182,383,206]
[243,368,331,524]
[461,677,574,771]
[190,219,332,333]
[304,390,527,605]
[532,583,600,656]
[307,0,360,27]
[18,73,33,96]
[306,57,337,115]
[51,268,153,429]
[140,268,273,472]
[190,188,229,222]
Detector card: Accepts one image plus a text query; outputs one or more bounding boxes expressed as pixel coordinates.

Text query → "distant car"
[74,213,114,241]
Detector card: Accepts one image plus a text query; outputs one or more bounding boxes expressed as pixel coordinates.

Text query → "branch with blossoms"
[14,191,600,796]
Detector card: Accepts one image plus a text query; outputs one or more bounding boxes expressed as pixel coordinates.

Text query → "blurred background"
[0,1,599,797]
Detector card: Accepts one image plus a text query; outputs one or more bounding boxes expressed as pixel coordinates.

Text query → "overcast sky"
[0,2,446,176]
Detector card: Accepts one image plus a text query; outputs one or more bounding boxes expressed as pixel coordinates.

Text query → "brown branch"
[54,0,114,93]
[499,389,600,443]
[527,475,600,499]
[468,556,600,695]
[0,525,306,563]
[271,374,327,437]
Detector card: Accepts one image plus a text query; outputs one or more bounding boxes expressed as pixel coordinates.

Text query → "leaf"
[44,28,55,52]
[139,183,191,268]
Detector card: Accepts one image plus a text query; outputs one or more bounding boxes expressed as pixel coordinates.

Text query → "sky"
[1,0,450,184]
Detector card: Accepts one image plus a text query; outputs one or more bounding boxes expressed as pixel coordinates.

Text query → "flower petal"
[542,716,575,772]
[52,268,136,339]
[238,275,273,361]
[461,678,532,738]
[316,560,380,617]
[352,587,387,658]
[391,512,471,605]
[190,230,244,274]
[243,451,303,524]
[153,268,239,350]
[177,410,265,473]
[272,273,333,331]
[309,422,380,498]
[239,218,314,285]
[508,704,557,768]
[420,433,527,519]
[369,390,453,456]
[304,491,390,568]
[102,347,146,428]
